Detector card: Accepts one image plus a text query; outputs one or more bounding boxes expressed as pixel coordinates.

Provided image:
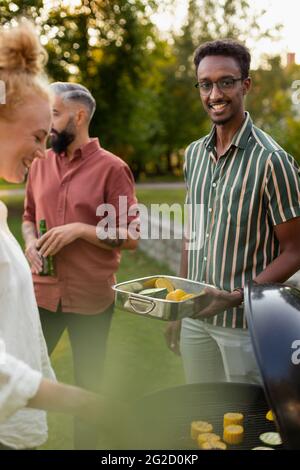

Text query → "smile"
[209,103,228,111]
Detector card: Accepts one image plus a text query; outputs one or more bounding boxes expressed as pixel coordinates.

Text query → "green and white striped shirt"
[184,112,300,329]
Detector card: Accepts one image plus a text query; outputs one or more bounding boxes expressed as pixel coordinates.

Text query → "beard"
[50,118,76,154]
[211,115,233,125]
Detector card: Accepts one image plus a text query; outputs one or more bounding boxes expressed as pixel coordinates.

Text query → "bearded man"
[22,82,138,449]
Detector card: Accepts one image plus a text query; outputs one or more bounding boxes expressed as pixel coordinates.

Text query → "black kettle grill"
[246,283,300,449]
[129,283,300,450]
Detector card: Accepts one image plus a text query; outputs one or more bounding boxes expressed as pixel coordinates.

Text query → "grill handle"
[129,296,156,314]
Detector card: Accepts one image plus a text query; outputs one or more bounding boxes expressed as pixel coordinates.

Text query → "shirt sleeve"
[23,169,36,224]
[0,227,43,422]
[105,164,139,231]
[0,343,42,423]
[264,151,300,226]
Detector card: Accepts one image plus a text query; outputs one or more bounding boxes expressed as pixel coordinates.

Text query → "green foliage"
[1,0,299,173]
[247,57,300,163]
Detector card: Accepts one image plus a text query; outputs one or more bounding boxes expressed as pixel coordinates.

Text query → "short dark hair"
[194,39,251,79]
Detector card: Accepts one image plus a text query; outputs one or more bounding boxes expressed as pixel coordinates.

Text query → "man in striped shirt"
[165,39,300,384]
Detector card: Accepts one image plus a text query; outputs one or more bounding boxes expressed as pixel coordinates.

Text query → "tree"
[248,57,300,163]
[1,0,165,178]
[0,0,44,25]
[42,0,165,178]
[2,1,294,177]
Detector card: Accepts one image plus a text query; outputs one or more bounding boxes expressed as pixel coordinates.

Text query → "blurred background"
[1,0,300,449]
[1,0,300,183]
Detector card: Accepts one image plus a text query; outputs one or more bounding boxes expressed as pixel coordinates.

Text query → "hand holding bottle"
[25,238,43,274]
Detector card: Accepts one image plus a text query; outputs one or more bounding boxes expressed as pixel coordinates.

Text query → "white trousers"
[180,318,261,385]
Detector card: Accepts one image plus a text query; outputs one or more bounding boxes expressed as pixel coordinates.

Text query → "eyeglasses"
[194,77,243,95]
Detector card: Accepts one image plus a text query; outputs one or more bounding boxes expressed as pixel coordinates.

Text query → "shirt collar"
[205,112,253,151]
[58,138,101,160]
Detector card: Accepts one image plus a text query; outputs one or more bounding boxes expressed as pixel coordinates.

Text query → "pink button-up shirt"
[23,138,138,314]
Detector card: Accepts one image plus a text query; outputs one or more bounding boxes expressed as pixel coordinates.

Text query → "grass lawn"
[41,250,184,450]
[136,188,185,207]
[3,192,185,450]
[137,188,186,224]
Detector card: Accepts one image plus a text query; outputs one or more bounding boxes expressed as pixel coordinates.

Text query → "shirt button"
[206,233,209,237]
[204,257,207,261]
[212,183,216,188]
[208,208,212,212]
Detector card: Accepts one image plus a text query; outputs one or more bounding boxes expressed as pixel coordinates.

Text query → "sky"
[151,0,300,65]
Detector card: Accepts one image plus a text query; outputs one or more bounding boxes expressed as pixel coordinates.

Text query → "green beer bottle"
[39,219,55,276]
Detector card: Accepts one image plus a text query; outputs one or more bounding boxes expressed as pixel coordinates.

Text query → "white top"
[0,200,55,449]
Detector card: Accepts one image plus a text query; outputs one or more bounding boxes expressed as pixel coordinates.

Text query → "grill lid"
[245,282,300,450]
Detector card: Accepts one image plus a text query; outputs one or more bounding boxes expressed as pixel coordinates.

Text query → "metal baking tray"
[113,275,213,321]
